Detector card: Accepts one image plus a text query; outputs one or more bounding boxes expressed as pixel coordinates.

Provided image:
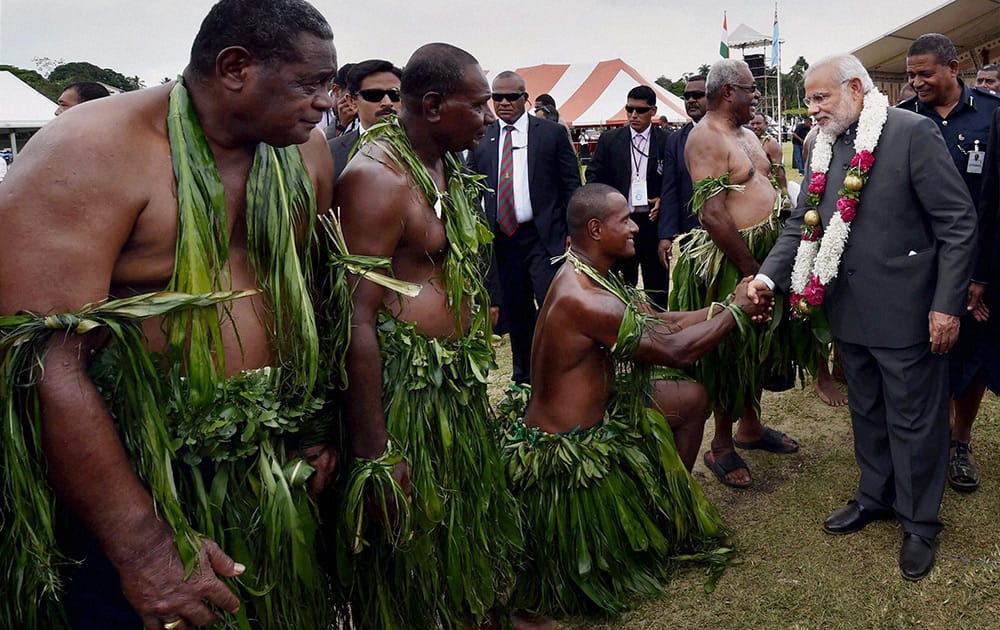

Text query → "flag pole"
[773,2,782,142]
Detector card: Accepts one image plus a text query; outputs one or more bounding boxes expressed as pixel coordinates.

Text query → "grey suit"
[760,108,977,538]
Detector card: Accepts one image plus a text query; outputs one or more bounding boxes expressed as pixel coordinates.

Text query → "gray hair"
[706,59,750,100]
[805,54,874,93]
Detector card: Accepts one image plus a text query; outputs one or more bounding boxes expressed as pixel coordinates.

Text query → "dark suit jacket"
[328,129,360,184]
[466,116,581,258]
[760,108,977,348]
[585,124,669,204]
[658,121,700,240]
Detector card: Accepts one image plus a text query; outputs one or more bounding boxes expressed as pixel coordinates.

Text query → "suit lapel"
[527,116,539,189]
[486,121,501,189]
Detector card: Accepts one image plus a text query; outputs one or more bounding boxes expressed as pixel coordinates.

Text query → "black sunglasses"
[492,92,527,103]
[355,88,401,103]
[625,105,653,114]
[683,90,706,100]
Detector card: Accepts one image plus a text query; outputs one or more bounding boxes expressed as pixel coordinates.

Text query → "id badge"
[968,151,985,175]
[630,179,647,207]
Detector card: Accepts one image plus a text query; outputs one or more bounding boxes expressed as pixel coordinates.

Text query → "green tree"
[48,62,144,91]
[655,75,686,98]
[780,56,809,114]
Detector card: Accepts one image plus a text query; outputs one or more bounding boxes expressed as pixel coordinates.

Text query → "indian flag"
[720,12,729,58]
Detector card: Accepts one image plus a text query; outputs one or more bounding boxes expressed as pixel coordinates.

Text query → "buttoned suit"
[467,115,581,383]
[586,124,670,307]
[658,121,702,241]
[760,108,977,538]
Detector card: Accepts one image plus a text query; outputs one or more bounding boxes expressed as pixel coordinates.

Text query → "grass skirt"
[89,349,333,630]
[331,314,522,629]
[668,215,825,414]
[500,387,729,619]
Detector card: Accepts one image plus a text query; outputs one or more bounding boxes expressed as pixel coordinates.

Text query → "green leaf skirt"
[330,314,522,630]
[500,386,730,619]
[668,216,828,415]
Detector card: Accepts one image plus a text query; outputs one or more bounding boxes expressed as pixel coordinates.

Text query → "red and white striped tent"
[508,58,689,127]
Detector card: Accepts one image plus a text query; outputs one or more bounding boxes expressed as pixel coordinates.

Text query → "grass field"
[488,145,1000,629]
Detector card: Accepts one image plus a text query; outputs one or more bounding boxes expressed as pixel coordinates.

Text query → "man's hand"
[657,238,673,269]
[747,278,770,304]
[733,277,772,321]
[490,306,500,328]
[967,282,989,322]
[301,444,338,498]
[929,310,960,354]
[648,197,661,221]
[119,532,243,630]
[366,459,413,526]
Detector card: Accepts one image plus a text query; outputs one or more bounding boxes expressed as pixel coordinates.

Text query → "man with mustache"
[657,74,707,271]
[751,53,976,581]
[328,58,402,183]
[899,33,1000,495]
[466,70,581,385]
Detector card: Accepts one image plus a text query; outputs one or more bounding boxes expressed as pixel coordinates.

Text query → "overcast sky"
[1,0,945,90]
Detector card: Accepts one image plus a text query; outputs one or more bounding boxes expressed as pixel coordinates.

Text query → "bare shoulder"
[335,142,416,256]
[298,127,334,216]
[0,85,174,314]
[545,266,627,339]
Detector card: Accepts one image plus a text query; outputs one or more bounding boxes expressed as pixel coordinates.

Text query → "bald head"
[401,42,480,110]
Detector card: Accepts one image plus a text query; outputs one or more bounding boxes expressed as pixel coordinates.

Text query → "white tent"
[0,71,56,154]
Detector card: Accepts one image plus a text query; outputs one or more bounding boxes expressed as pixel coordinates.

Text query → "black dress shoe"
[823,500,894,535]
[900,533,935,581]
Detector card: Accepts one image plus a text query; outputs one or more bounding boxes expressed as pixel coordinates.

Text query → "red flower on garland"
[808,172,826,194]
[851,150,875,171]
[804,275,826,306]
[836,197,858,222]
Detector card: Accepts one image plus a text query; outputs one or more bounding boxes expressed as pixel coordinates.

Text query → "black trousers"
[612,210,668,308]
[838,339,949,539]
[494,221,559,384]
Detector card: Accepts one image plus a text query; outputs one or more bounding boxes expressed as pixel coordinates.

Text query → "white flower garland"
[788,89,889,311]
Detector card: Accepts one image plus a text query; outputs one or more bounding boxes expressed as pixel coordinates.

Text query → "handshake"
[731,277,774,323]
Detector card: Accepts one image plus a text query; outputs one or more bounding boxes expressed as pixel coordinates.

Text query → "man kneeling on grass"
[501,183,773,625]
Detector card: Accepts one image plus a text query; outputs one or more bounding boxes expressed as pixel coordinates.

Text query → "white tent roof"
[851,0,1000,75]
[728,23,774,49]
[0,71,55,129]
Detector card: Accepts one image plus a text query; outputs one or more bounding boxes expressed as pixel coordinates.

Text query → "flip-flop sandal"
[733,427,800,454]
[948,441,979,492]
[703,450,752,489]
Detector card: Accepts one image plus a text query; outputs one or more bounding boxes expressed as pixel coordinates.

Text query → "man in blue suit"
[467,71,581,384]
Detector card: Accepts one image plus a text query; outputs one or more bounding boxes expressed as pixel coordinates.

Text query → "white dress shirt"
[629,126,651,212]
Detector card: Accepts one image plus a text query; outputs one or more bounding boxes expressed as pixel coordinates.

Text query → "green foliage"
[48,61,144,91]
[655,75,686,98]
[779,56,810,112]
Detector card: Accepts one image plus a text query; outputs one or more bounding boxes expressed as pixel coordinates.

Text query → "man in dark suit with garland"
[752,54,977,582]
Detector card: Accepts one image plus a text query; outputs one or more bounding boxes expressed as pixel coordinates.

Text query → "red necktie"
[496,125,518,236]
